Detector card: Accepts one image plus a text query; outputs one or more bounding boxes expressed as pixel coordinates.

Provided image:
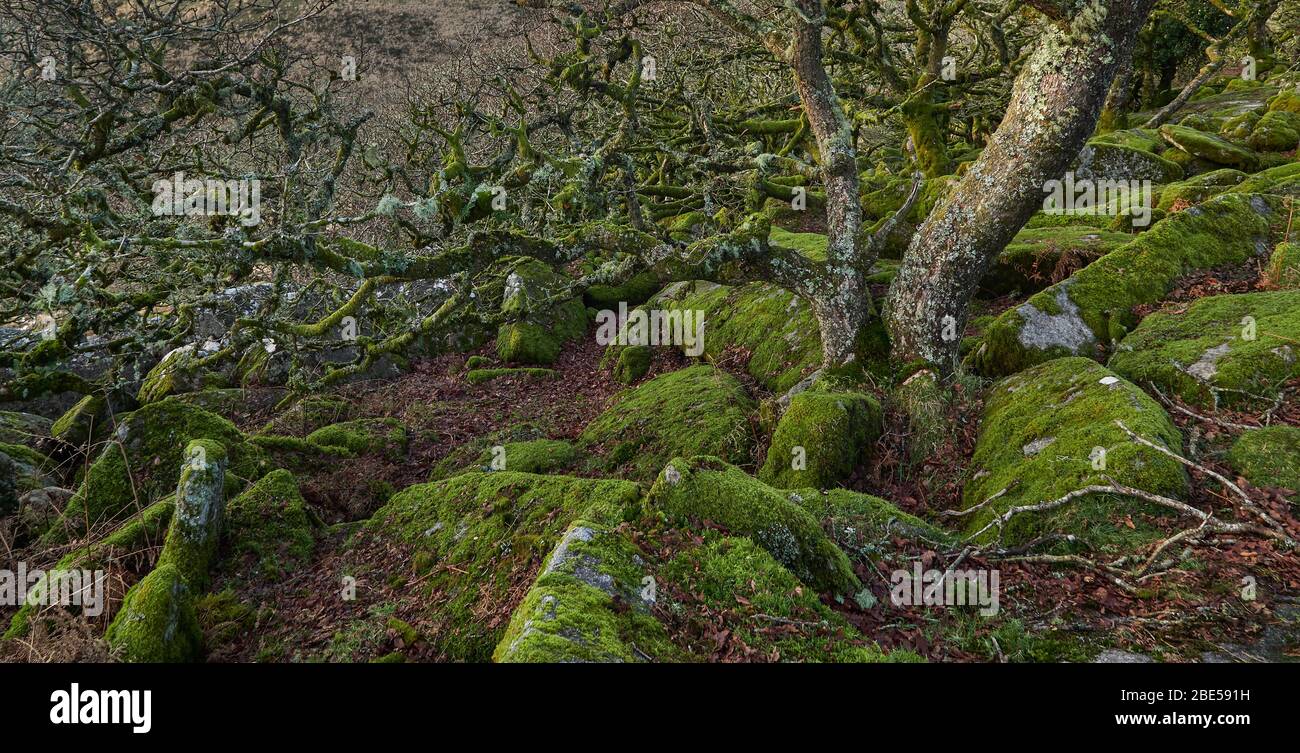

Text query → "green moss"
[1155,168,1248,211]
[984,226,1134,296]
[769,227,828,262]
[367,471,642,661]
[1023,211,1113,230]
[758,388,881,490]
[0,441,53,497]
[645,456,859,594]
[649,281,824,392]
[496,258,588,365]
[470,439,576,475]
[164,389,252,422]
[306,418,407,459]
[1226,427,1300,493]
[660,534,913,662]
[50,395,106,446]
[1265,242,1300,289]
[222,469,317,579]
[137,346,218,404]
[464,367,558,385]
[1219,111,1261,142]
[1160,124,1259,169]
[1089,128,1166,154]
[972,193,1282,377]
[579,365,755,482]
[51,401,269,540]
[494,522,680,663]
[1108,292,1300,410]
[386,617,421,647]
[1266,89,1300,114]
[584,269,660,308]
[464,355,491,370]
[612,345,652,384]
[964,358,1188,549]
[105,564,203,663]
[155,439,227,589]
[0,411,52,447]
[1227,161,1300,197]
[1248,110,1300,152]
[194,589,256,649]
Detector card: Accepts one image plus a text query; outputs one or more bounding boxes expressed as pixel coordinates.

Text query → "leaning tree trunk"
[789,0,872,368]
[884,0,1159,374]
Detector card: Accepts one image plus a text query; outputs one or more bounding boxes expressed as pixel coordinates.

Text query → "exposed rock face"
[1074,142,1183,183]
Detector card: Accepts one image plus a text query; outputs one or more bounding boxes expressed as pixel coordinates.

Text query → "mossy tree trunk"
[885,0,1159,375]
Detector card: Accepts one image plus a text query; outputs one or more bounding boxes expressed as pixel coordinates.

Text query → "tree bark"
[885,0,1159,374]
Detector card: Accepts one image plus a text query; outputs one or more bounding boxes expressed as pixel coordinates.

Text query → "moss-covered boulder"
[637,281,824,392]
[137,344,229,404]
[367,471,642,660]
[1159,124,1259,170]
[758,388,882,490]
[982,226,1134,297]
[1264,242,1300,289]
[494,522,677,663]
[155,440,227,589]
[470,439,576,475]
[645,456,860,595]
[495,258,588,365]
[583,269,660,309]
[1267,89,1300,114]
[305,418,407,459]
[1227,162,1300,198]
[612,345,652,384]
[963,358,1188,548]
[579,365,755,482]
[1074,141,1184,183]
[1155,168,1248,211]
[661,534,919,662]
[222,469,317,578]
[971,193,1281,377]
[1088,128,1167,154]
[1226,427,1300,494]
[51,401,268,540]
[1248,110,1300,152]
[1108,292,1300,410]
[0,411,52,448]
[49,395,105,446]
[0,442,52,501]
[105,564,203,663]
